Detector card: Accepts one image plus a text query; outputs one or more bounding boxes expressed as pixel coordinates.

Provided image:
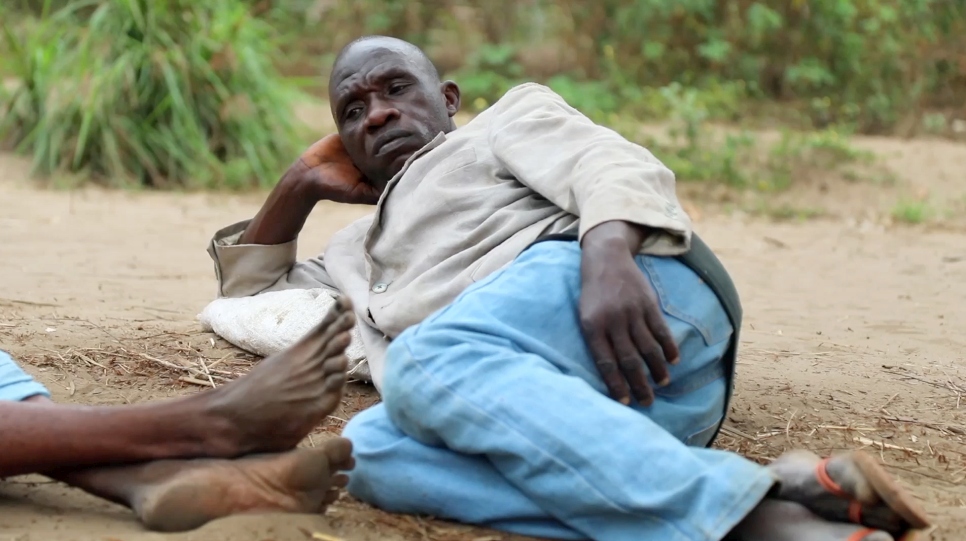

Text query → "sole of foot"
[136,438,354,533]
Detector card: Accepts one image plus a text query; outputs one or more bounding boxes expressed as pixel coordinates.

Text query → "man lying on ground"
[0,302,356,532]
[208,35,932,541]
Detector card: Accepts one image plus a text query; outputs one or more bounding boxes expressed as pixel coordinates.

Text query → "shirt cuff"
[577,191,692,256]
[207,220,299,298]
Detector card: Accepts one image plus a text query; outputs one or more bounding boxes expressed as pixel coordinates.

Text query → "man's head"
[329,36,460,186]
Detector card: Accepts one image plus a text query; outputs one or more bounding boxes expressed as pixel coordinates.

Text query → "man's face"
[330,46,459,185]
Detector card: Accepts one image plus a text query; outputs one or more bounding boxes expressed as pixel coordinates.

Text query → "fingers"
[301,134,349,168]
[351,181,383,205]
[612,330,655,406]
[647,309,680,365]
[584,327,631,405]
[629,316,670,390]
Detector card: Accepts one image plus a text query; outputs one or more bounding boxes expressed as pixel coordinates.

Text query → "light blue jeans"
[0,350,50,402]
[344,240,775,541]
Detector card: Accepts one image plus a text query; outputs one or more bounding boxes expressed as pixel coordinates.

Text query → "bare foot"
[732,499,893,541]
[769,450,930,534]
[204,298,356,455]
[130,438,355,532]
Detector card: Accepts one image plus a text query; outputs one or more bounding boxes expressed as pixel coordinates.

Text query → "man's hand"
[579,221,680,406]
[240,135,380,246]
[292,134,381,205]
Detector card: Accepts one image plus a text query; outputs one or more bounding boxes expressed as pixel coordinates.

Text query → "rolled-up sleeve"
[207,220,338,298]
[487,83,692,255]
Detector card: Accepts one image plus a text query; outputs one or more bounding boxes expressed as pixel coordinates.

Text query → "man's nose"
[366,98,400,132]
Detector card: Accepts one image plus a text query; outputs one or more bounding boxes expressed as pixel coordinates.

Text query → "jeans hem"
[706,468,776,540]
[0,381,51,402]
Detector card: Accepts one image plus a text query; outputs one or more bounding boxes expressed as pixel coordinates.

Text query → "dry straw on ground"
[16,337,965,540]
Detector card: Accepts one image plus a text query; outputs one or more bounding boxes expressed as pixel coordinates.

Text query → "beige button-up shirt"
[207,83,693,390]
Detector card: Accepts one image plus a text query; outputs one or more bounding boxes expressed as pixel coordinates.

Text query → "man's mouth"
[374,130,412,157]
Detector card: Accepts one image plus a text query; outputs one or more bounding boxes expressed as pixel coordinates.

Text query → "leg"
[365,241,767,540]
[0,301,357,531]
[346,413,901,541]
[52,440,355,533]
[345,404,584,540]
[369,241,894,541]
[0,300,354,476]
[17,386,355,532]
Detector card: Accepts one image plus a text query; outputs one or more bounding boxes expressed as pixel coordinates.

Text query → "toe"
[323,354,349,373]
[319,489,342,510]
[335,296,353,313]
[321,332,353,360]
[306,304,354,346]
[322,373,348,402]
[281,448,338,492]
[324,437,354,467]
[332,313,356,337]
[330,473,350,489]
[316,301,347,330]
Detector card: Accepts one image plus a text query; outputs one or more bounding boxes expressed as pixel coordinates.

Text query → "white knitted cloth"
[198,288,371,381]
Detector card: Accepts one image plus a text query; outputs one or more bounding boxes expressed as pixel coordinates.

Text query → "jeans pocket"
[685,414,725,448]
[638,256,733,347]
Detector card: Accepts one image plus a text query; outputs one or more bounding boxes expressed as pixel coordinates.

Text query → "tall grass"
[0,0,301,189]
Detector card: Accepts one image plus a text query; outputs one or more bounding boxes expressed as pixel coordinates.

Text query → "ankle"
[185,391,246,458]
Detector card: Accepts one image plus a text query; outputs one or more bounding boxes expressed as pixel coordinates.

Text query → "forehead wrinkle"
[332,61,418,113]
[331,43,432,86]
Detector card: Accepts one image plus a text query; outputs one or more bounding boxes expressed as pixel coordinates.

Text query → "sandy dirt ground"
[1,133,965,541]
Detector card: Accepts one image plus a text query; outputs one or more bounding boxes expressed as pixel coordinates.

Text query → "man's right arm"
[239,165,323,246]
[208,135,380,298]
[207,169,334,298]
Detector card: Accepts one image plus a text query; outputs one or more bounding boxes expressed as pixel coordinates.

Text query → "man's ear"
[441,81,461,117]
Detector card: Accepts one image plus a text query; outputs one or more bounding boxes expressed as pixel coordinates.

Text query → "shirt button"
[371,282,388,293]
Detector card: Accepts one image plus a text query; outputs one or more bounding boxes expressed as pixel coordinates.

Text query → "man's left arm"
[487,83,691,254]
[488,83,690,406]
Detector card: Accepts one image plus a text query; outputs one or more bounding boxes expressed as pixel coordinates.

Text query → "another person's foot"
[132,438,355,532]
[204,299,356,455]
[768,450,930,536]
[733,499,904,541]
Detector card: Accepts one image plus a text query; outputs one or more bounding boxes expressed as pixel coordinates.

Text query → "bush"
[0,0,302,189]
[607,83,874,190]
[273,0,965,136]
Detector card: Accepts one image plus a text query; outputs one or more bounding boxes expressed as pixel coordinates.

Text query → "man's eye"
[345,107,362,121]
[388,83,409,95]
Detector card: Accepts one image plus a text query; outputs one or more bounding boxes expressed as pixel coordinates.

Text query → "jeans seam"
[654,363,727,397]
[640,258,724,347]
[684,413,726,447]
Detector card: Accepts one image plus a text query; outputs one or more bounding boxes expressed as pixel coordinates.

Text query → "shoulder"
[494,82,566,108]
[480,82,579,122]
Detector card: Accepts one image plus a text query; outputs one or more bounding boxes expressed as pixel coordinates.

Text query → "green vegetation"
[0,0,301,189]
[615,83,876,191]
[891,199,932,224]
[0,0,963,190]
[287,0,964,134]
